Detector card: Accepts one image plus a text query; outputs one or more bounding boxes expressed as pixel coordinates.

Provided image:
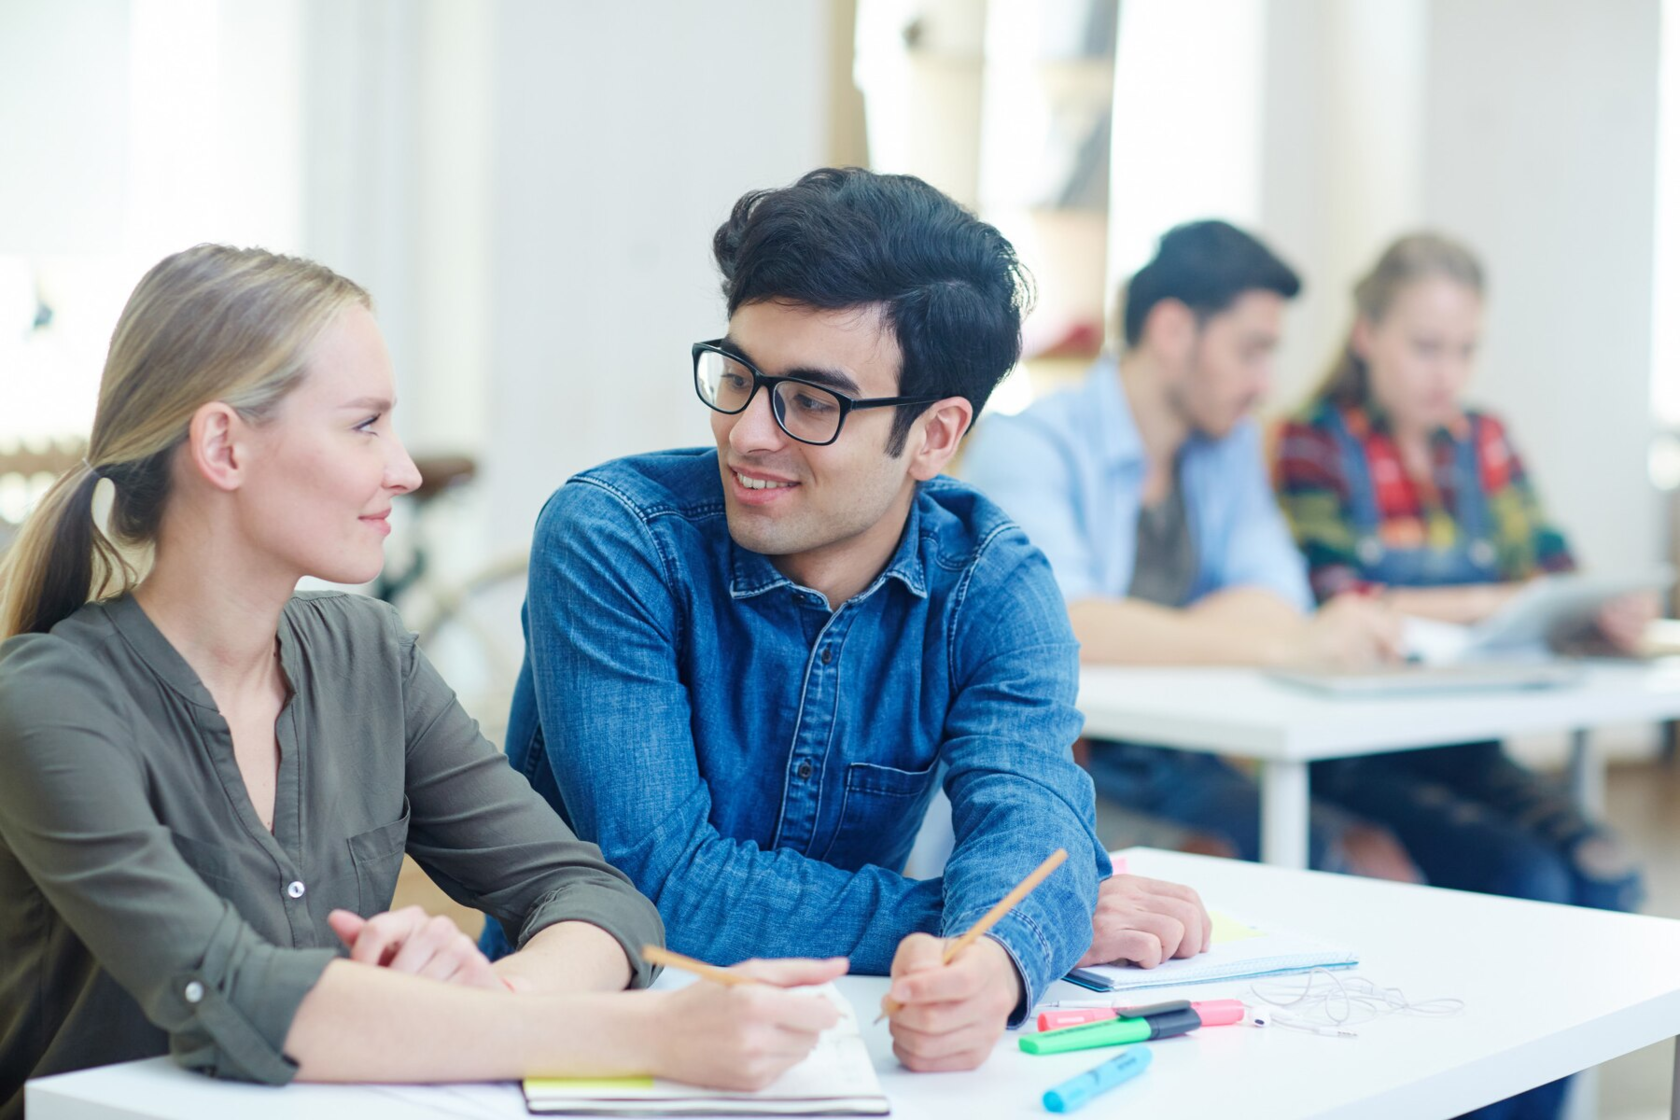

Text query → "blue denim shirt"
[961,361,1312,610]
[498,448,1108,1018]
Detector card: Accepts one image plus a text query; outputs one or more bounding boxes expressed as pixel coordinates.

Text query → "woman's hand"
[648,957,849,1091]
[328,906,510,992]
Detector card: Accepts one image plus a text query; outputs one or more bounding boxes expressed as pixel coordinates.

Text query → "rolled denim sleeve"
[962,414,1102,602]
[939,527,1109,1021]
[0,644,334,1084]
[389,615,663,989]
[526,480,943,972]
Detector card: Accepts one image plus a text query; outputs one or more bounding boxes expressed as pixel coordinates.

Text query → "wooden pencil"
[641,945,758,987]
[875,848,1070,1022]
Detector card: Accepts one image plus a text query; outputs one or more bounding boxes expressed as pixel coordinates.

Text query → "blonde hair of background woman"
[0,244,369,640]
[1309,232,1486,411]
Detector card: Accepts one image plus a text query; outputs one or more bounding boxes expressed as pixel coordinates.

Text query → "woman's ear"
[185,401,246,492]
[1350,316,1376,362]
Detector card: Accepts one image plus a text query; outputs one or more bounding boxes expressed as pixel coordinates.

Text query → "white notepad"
[1077,911,1357,992]
[522,983,890,1116]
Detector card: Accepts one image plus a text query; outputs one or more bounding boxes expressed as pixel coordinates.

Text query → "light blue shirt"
[961,360,1312,610]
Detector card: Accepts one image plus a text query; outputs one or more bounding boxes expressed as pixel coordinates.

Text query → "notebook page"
[1079,911,1357,992]
[523,983,889,1115]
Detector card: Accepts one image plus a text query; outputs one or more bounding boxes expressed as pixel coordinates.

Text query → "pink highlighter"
[1037,999,1247,1033]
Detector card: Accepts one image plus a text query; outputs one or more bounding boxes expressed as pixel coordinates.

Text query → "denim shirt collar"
[727,491,930,605]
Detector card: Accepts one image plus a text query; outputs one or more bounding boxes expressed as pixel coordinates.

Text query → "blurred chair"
[0,437,86,553]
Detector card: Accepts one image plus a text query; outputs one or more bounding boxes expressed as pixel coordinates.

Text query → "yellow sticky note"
[525,1076,656,1092]
[1209,911,1263,944]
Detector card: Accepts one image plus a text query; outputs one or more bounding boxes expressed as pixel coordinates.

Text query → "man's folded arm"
[939,536,1109,1021]
[526,480,942,972]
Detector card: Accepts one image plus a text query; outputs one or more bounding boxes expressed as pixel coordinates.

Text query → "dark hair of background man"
[1121,219,1302,349]
[713,167,1034,455]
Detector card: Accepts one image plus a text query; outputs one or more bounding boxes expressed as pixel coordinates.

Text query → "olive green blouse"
[0,591,663,1117]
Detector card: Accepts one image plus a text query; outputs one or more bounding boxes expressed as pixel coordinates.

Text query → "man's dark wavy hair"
[712,167,1033,456]
[1121,219,1301,349]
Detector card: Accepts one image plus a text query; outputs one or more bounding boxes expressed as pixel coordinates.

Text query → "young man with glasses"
[485,168,1211,1072]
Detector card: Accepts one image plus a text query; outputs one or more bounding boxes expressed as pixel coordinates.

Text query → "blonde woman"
[0,245,844,1117]
[1272,232,1645,915]
[1271,232,1648,1120]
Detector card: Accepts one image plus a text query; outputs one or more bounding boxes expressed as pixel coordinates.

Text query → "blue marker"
[1042,1045,1152,1113]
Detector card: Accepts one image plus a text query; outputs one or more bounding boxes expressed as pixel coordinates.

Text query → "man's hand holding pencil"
[881,849,1068,1073]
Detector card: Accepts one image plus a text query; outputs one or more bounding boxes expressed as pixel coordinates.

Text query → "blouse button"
[184,981,205,1004]
[287,880,306,899]
[797,760,813,780]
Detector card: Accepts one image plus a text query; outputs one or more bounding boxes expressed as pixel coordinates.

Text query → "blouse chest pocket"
[348,797,411,914]
[820,761,939,871]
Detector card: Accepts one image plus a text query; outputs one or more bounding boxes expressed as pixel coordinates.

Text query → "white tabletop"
[1077,660,1680,761]
[27,848,1680,1119]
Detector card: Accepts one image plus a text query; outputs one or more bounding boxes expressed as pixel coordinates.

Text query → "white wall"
[1262,0,1429,411]
[300,0,494,464]
[1423,0,1661,574]
[0,0,128,253]
[0,0,306,448]
[300,0,422,439]
[482,1,829,556]
[1106,0,1267,294]
[1262,0,1663,576]
[290,2,830,563]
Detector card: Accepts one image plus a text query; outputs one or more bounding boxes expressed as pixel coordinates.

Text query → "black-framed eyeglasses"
[692,340,941,447]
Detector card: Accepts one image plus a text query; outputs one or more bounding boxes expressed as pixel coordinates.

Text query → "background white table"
[1077,661,1680,867]
[28,849,1680,1119]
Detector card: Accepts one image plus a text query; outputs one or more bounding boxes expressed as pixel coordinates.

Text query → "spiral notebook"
[522,984,889,1115]
[1072,911,1357,993]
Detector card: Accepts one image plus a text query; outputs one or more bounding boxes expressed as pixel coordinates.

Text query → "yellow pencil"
[875,848,1069,1023]
[641,945,758,987]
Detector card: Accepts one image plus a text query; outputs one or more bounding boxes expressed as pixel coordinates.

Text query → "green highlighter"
[1020,1004,1203,1056]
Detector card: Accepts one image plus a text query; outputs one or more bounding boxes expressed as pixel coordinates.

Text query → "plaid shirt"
[1272,401,1575,602]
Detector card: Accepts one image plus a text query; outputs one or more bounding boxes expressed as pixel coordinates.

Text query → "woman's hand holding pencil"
[637,948,849,1091]
[638,850,1074,1081]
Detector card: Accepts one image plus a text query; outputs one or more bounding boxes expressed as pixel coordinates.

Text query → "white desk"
[28,849,1680,1120]
[1077,661,1680,867]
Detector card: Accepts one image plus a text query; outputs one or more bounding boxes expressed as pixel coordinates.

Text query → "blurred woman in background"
[1273,232,1650,1120]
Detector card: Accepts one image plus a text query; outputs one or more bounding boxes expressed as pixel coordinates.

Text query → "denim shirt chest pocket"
[818,760,941,872]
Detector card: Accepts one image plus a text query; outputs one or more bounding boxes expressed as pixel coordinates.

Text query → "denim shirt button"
[797,759,813,780]
[820,647,832,665]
